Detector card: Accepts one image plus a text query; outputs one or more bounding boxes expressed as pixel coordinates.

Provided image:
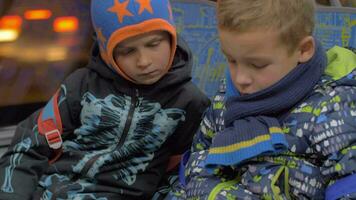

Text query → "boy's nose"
[232,69,252,89]
[137,52,152,68]
[234,68,252,85]
[235,74,251,85]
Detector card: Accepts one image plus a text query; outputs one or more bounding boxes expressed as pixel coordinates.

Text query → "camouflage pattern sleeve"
[310,83,356,199]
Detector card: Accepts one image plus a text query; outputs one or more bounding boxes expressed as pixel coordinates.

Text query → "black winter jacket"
[0,36,209,200]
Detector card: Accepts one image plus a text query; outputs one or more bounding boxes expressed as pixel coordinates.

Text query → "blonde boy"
[166,0,356,199]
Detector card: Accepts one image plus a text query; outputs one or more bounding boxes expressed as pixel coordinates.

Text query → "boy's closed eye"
[245,57,270,69]
[223,54,237,65]
[221,51,236,65]
[225,57,268,69]
[227,58,237,65]
[250,63,268,69]
[146,39,162,48]
[116,48,135,56]
[227,61,268,69]
[115,38,164,56]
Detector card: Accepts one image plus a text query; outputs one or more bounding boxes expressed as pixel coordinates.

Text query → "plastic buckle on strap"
[44,129,62,149]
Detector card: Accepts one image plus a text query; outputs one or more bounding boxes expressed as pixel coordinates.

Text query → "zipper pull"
[135,89,140,106]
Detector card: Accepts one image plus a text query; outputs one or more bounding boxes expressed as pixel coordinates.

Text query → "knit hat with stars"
[91,0,177,82]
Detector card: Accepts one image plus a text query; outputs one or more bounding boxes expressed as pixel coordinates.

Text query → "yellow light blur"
[0,15,22,29]
[0,45,68,62]
[24,10,52,20]
[46,47,68,61]
[0,29,19,42]
[53,17,79,32]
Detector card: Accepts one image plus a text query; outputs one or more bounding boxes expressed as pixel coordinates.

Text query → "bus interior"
[0,0,355,153]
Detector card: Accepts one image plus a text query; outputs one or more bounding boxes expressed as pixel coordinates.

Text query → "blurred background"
[0,0,93,126]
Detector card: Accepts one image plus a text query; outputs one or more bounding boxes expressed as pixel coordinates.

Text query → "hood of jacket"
[325,46,356,80]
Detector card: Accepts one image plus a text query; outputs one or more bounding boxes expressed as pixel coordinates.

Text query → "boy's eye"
[224,55,237,65]
[118,49,134,56]
[227,58,237,64]
[147,40,161,47]
[251,63,267,68]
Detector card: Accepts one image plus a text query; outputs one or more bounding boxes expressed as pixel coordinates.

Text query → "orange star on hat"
[135,0,153,14]
[108,0,133,23]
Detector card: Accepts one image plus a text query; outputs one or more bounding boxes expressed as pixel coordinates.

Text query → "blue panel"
[171,0,356,97]
[172,0,227,98]
[315,9,356,50]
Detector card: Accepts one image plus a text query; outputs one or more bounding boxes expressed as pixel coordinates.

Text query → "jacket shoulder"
[182,82,210,109]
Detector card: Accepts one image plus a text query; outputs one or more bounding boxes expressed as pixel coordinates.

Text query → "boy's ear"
[297,36,315,63]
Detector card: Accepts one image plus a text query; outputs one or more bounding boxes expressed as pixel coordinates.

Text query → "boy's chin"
[134,76,162,85]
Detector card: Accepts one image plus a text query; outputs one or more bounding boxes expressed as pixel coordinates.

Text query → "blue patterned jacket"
[166,46,356,200]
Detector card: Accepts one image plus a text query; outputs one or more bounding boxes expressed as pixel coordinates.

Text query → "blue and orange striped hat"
[91,0,177,82]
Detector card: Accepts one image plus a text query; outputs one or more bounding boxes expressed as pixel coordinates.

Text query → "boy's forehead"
[116,30,169,48]
[219,28,288,58]
[220,29,281,47]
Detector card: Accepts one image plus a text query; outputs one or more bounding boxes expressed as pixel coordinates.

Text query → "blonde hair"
[217,0,315,53]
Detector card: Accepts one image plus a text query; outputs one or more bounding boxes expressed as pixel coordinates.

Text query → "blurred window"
[0,0,93,126]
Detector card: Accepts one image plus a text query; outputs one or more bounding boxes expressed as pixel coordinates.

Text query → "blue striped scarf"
[205,41,326,170]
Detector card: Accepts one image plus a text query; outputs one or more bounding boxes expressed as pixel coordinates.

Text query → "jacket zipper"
[116,89,139,147]
[76,89,139,178]
[208,179,239,200]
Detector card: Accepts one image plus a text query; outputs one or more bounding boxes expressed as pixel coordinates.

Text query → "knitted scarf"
[205,41,326,170]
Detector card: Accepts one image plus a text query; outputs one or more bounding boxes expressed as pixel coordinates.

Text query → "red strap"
[48,148,63,164]
[166,154,182,172]
[38,90,63,135]
[44,129,62,149]
[37,90,64,163]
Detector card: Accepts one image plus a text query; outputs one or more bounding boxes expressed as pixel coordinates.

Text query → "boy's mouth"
[141,70,159,76]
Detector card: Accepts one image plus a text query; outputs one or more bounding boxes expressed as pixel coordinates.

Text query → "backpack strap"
[37,90,63,163]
